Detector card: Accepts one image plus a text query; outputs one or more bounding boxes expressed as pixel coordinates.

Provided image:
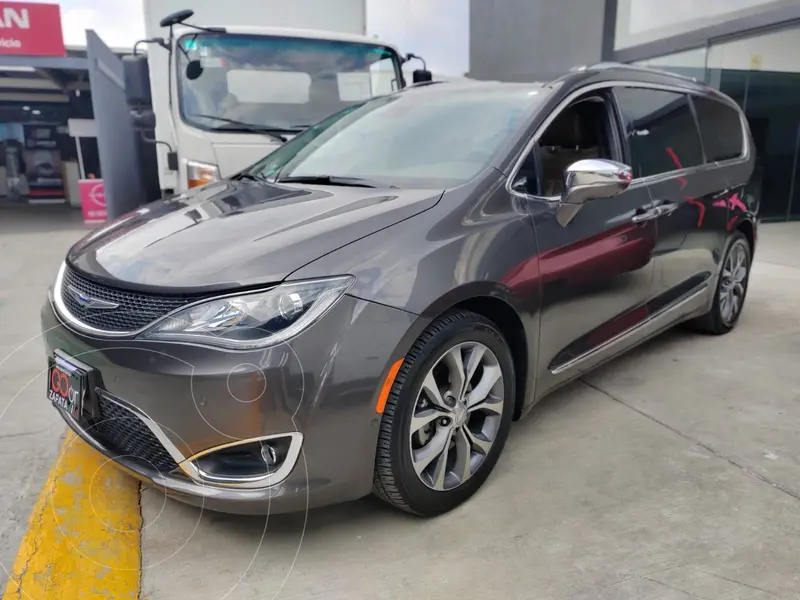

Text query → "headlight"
[140,276,353,349]
[186,160,220,189]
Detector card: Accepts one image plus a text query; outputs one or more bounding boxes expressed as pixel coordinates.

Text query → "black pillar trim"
[601,0,619,62]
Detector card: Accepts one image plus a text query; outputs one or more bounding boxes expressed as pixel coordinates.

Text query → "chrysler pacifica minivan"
[43,63,757,517]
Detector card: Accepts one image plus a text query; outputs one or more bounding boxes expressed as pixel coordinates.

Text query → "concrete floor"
[2,206,800,599]
[0,206,87,578]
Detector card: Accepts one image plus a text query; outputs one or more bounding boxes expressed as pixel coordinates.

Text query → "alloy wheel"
[408,342,504,492]
[720,241,748,326]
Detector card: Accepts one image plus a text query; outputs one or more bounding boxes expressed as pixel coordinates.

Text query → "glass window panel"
[633,47,709,82]
[707,26,800,220]
[615,88,703,178]
[615,0,794,49]
[692,96,744,162]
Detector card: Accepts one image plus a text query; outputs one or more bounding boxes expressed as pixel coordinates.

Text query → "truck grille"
[60,266,197,332]
[88,394,179,473]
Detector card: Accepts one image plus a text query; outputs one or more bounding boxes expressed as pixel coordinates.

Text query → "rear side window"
[692,95,744,162]
[614,88,704,178]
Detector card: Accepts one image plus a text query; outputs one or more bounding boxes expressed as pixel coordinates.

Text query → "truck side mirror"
[123,54,152,106]
[186,59,203,81]
[412,69,433,84]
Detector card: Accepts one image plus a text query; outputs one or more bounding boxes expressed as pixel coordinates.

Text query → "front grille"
[60,266,196,332]
[88,394,179,473]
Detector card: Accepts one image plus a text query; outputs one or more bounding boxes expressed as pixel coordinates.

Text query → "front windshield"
[176,33,403,132]
[247,87,542,189]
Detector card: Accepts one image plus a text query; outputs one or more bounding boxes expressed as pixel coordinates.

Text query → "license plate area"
[48,354,88,420]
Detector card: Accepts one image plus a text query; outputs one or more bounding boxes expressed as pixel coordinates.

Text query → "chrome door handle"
[653,201,678,217]
[631,209,658,223]
[632,201,679,223]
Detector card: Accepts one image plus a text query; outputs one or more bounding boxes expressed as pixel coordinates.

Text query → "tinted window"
[248,88,541,188]
[615,88,703,178]
[692,95,744,162]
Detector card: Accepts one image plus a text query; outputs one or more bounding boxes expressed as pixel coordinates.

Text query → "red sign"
[0,2,65,57]
[78,179,107,225]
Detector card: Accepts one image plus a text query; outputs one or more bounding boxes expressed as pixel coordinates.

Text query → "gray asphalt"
[2,205,800,599]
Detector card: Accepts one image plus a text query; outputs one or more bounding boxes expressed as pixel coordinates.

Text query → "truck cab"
[143,26,406,194]
[128,9,419,198]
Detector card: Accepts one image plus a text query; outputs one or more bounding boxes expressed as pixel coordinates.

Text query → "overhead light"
[31,109,41,115]
[22,105,29,110]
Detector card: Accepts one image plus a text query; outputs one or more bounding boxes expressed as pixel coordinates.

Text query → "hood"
[68,179,443,293]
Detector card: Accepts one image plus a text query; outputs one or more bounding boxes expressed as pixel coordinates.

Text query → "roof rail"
[571,61,700,84]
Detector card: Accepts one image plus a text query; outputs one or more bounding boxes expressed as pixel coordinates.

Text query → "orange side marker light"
[376,358,404,414]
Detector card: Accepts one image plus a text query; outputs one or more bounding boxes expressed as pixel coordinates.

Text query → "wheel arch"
[394,282,536,421]
[736,218,755,256]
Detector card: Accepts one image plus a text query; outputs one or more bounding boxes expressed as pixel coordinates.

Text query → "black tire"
[689,231,751,335]
[372,310,515,516]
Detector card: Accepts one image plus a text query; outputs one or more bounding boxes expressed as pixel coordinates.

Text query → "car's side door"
[512,87,658,399]
[613,86,729,314]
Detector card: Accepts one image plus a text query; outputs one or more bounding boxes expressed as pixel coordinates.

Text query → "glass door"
[708,26,800,221]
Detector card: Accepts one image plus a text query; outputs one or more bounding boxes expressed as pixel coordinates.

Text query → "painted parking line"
[2,431,141,600]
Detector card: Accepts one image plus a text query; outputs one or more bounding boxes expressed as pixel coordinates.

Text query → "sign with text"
[0,2,65,57]
[78,179,107,225]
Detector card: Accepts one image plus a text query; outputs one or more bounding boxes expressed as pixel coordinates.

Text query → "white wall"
[615,0,795,49]
[637,25,800,74]
[707,26,800,73]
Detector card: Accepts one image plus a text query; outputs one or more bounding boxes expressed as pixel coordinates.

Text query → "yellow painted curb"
[2,431,141,600]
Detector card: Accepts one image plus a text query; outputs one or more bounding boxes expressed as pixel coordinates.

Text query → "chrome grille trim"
[52,262,196,337]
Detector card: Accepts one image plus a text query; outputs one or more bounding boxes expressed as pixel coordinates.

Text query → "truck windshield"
[245,86,542,189]
[176,33,403,133]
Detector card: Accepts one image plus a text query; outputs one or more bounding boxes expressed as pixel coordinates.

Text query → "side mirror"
[186,59,203,81]
[557,159,632,226]
[412,69,433,84]
[122,54,152,106]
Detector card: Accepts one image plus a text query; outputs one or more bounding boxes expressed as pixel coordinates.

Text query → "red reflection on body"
[665,146,706,228]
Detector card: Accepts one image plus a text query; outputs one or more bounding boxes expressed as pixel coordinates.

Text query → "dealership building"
[470,0,800,221]
[4,0,800,223]
[0,1,104,211]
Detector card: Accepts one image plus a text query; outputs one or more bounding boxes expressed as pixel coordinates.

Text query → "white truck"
[126,0,430,198]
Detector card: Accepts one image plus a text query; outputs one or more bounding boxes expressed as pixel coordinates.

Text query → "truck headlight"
[186,160,220,189]
[140,276,354,350]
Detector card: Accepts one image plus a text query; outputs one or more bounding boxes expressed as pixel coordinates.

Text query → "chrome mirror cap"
[557,159,633,226]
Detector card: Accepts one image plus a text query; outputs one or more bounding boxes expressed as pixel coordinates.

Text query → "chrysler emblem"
[67,285,120,310]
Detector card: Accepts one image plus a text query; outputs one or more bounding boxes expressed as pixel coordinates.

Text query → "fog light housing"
[192,435,293,481]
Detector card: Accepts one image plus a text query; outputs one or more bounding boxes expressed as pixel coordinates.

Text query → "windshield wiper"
[230,171,267,182]
[277,175,395,189]
[189,114,289,142]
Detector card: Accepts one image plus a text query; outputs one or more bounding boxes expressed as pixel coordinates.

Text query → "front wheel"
[690,231,751,335]
[373,310,515,516]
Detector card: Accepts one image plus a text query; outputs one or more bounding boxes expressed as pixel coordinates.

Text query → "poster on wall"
[23,124,64,199]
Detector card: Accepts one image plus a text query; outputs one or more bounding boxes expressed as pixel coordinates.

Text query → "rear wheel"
[690,231,751,335]
[373,310,515,516]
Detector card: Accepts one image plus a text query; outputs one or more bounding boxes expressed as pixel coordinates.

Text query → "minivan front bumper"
[41,290,416,514]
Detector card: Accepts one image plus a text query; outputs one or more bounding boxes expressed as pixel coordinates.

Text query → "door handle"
[631,201,679,223]
[652,200,679,217]
[631,207,658,223]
